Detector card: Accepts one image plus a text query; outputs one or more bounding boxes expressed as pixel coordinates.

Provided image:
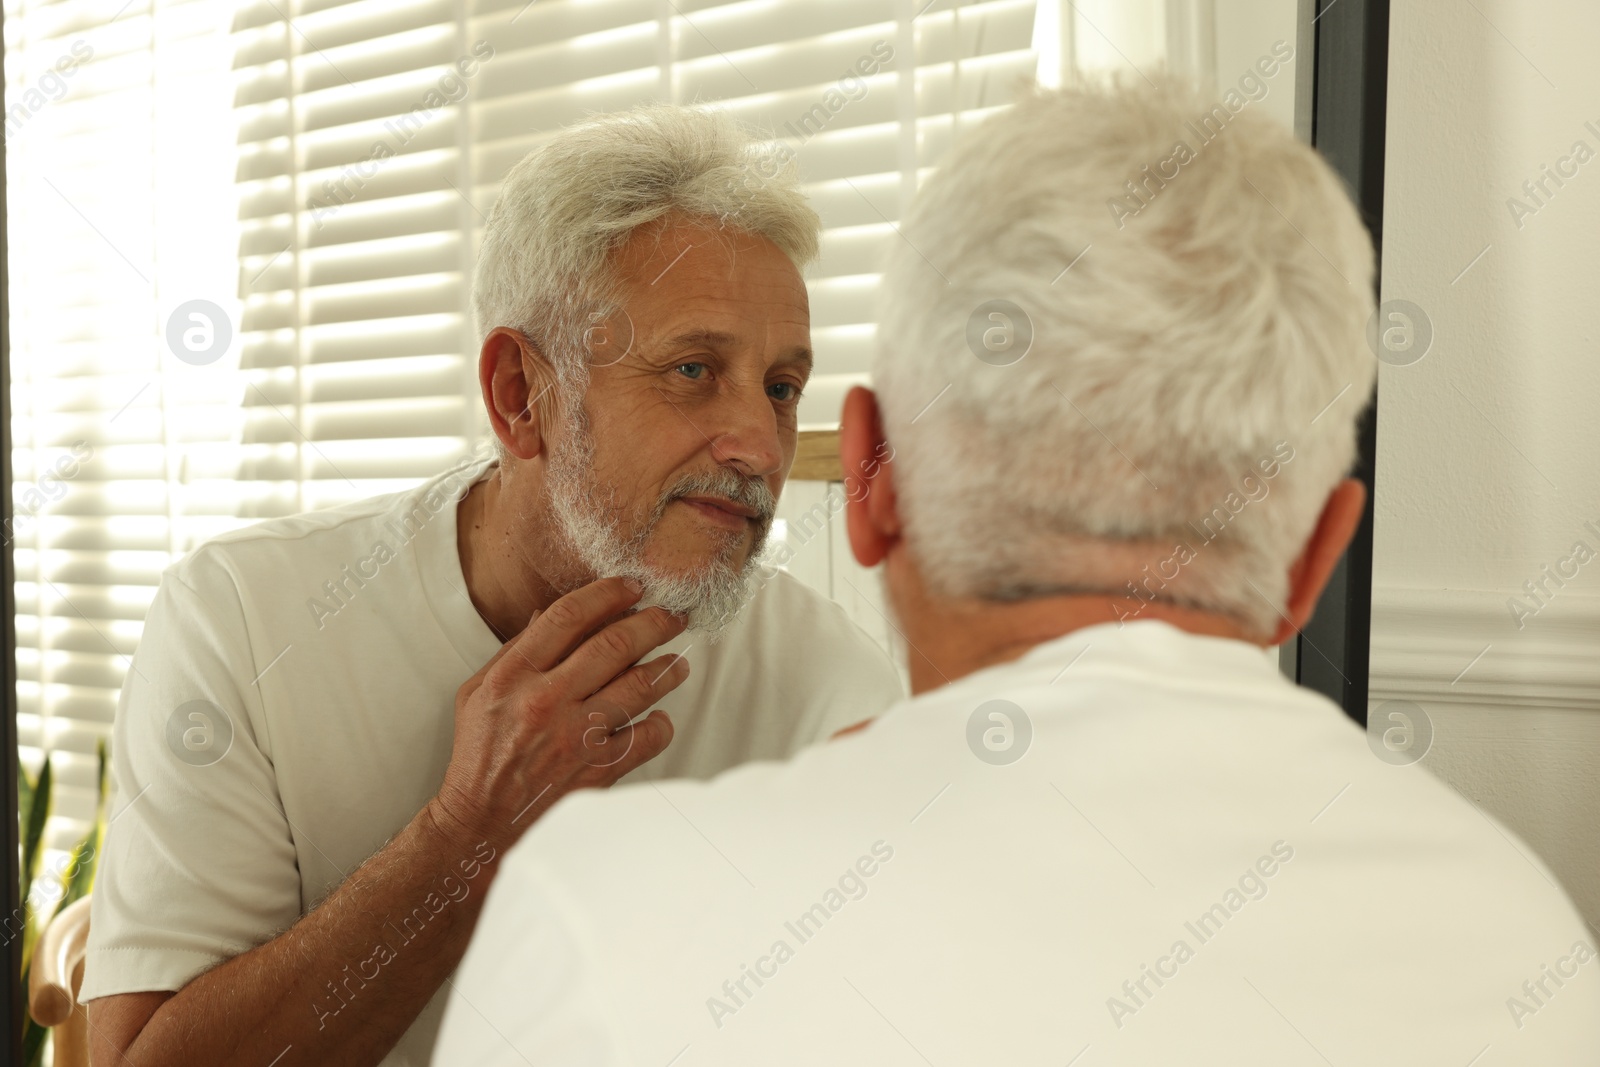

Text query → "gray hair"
[473,104,822,398]
[874,79,1378,635]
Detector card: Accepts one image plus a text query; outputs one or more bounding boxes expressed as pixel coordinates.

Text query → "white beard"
[544,411,776,636]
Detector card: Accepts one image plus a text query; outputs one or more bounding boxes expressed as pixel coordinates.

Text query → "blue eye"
[675,362,707,380]
[767,382,802,402]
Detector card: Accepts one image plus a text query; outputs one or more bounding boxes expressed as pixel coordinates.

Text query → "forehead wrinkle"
[612,224,811,374]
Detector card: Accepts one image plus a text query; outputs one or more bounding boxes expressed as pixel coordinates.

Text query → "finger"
[523,599,664,671]
[572,706,637,770]
[513,577,647,674]
[494,602,641,691]
[595,710,674,783]
[580,653,692,734]
[554,607,688,699]
[457,631,527,704]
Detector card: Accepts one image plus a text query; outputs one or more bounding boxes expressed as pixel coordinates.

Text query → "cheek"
[583,405,701,508]
[586,438,653,507]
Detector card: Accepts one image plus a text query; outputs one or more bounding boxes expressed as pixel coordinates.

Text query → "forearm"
[99,578,685,1066]
[120,801,499,1067]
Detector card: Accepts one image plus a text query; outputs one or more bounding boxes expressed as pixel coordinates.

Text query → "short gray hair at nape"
[472,104,822,397]
[874,78,1378,636]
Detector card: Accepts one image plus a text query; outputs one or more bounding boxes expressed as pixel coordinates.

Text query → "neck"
[886,557,1266,695]
[456,465,571,641]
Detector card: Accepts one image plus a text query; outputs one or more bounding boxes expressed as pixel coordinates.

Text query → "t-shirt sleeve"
[435,851,623,1067]
[79,561,302,1001]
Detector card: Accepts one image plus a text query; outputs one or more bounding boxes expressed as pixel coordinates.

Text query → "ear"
[480,327,560,461]
[1273,478,1367,644]
[839,386,901,568]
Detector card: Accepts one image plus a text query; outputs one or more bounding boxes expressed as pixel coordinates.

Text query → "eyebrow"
[658,328,813,372]
[660,328,738,353]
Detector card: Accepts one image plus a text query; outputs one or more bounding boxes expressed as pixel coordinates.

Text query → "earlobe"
[1273,478,1368,643]
[480,327,557,461]
[839,387,899,568]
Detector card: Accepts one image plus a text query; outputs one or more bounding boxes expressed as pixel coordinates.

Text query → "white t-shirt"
[437,619,1600,1066]
[79,454,904,1067]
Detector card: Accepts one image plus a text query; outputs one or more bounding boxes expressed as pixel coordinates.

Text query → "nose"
[708,379,784,479]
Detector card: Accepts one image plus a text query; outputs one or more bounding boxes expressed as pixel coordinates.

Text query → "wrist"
[421,793,504,861]
[418,799,511,903]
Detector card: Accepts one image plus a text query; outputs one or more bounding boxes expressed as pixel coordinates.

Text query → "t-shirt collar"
[971,617,1281,694]
[415,450,506,671]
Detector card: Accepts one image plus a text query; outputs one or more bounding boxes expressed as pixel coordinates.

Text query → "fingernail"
[623,577,643,594]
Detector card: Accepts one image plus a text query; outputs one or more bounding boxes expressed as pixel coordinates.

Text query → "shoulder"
[189,475,439,559]
[507,721,895,894]
[166,454,492,599]
[1245,688,1593,940]
[497,777,720,921]
[172,495,390,581]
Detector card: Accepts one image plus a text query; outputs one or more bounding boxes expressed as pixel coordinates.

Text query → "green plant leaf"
[21,755,51,894]
[17,757,33,845]
[61,749,109,910]
[94,739,108,815]
[18,756,55,976]
[18,742,112,1056]
[17,758,35,910]
[22,1011,48,1067]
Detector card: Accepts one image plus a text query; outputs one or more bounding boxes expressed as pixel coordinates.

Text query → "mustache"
[663,467,777,520]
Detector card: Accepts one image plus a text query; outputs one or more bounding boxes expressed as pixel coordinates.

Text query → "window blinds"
[463,0,1042,426]
[6,0,239,857]
[230,0,1045,495]
[10,0,1049,848]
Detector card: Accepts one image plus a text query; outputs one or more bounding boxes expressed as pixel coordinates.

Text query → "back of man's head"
[874,79,1376,637]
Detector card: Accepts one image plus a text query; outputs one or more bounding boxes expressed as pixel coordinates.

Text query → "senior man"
[81,106,902,1066]
[437,81,1600,1065]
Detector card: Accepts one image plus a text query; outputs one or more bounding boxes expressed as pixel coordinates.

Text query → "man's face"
[542,214,812,630]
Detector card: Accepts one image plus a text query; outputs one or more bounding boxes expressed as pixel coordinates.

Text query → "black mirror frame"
[1287,0,1391,729]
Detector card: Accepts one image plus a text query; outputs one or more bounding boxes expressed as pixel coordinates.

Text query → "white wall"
[1373,0,1600,928]
[773,480,903,670]
[1210,0,1301,134]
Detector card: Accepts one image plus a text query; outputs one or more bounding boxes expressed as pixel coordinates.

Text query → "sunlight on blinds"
[5,0,239,852]
[466,0,1042,427]
[231,0,488,517]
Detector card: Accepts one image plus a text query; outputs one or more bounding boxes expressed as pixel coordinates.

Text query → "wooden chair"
[29,895,92,1067]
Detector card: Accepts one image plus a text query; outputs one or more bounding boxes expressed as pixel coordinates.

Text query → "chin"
[634,548,761,640]
[643,535,751,578]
